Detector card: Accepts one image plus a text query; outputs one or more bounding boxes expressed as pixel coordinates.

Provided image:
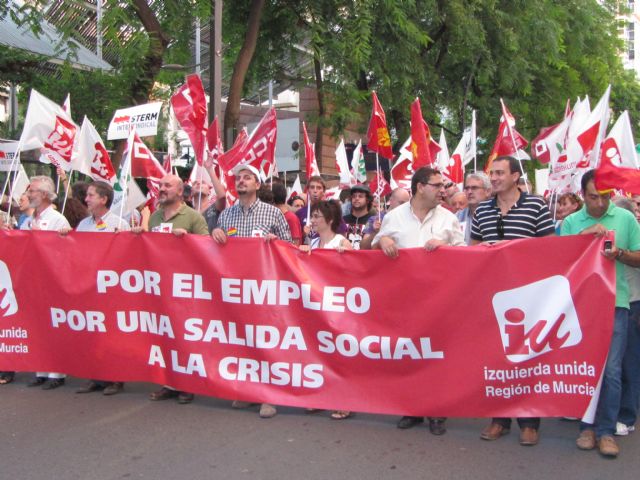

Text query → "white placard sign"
[0,141,19,172]
[107,102,163,140]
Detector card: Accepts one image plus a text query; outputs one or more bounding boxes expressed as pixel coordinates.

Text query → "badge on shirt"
[96,218,107,231]
[251,229,265,238]
[159,223,173,233]
[227,227,238,237]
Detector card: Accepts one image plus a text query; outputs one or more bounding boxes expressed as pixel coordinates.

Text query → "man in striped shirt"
[472,156,554,446]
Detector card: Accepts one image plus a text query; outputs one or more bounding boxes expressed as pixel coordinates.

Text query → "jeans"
[581,307,629,437]
[618,301,640,427]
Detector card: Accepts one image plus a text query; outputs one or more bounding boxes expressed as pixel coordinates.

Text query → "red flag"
[303,121,320,180]
[367,91,394,160]
[206,116,224,163]
[171,74,208,165]
[130,132,167,179]
[485,101,528,172]
[410,98,440,169]
[370,170,392,198]
[216,108,277,180]
[595,153,640,194]
[162,153,172,173]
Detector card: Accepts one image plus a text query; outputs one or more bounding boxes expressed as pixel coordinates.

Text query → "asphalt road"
[2,374,639,480]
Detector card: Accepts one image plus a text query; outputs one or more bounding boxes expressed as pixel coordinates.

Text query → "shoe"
[103,382,124,396]
[480,422,510,440]
[629,425,636,433]
[330,410,352,420]
[0,372,15,384]
[429,418,447,436]
[76,381,104,394]
[149,387,179,401]
[231,400,252,409]
[42,378,65,390]
[177,392,194,404]
[259,403,277,418]
[615,422,629,436]
[519,427,539,446]
[598,435,619,457]
[576,430,596,450]
[397,416,424,429]
[28,377,47,387]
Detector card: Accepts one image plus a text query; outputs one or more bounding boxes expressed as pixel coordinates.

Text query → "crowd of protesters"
[1,153,640,460]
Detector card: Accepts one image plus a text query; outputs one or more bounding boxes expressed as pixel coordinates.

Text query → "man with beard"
[21,176,70,389]
[212,164,291,418]
[143,174,208,404]
[343,184,375,250]
[147,174,208,236]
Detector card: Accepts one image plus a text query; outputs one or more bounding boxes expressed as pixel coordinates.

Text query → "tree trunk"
[113,0,170,168]
[223,0,265,148]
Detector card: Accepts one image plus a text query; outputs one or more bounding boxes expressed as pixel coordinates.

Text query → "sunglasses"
[497,216,505,239]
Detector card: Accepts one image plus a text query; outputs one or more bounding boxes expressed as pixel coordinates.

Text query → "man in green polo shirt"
[561,169,640,458]
[144,174,208,404]
[148,174,209,235]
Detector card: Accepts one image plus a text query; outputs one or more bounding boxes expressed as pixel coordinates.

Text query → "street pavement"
[2,374,640,480]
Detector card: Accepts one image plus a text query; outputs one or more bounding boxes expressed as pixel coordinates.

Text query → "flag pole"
[197,162,204,212]
[61,170,73,215]
[500,98,529,194]
[376,152,381,222]
[472,110,478,173]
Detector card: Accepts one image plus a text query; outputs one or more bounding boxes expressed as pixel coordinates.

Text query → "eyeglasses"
[425,182,445,190]
[464,185,482,191]
[496,216,505,239]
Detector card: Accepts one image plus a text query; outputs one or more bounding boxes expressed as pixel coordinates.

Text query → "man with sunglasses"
[471,156,554,446]
[373,167,464,435]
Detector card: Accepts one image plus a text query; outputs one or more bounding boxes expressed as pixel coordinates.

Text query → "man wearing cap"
[372,167,465,436]
[343,184,375,250]
[212,164,292,418]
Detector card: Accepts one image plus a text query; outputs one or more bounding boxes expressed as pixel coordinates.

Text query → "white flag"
[351,140,367,183]
[72,116,117,184]
[287,174,303,201]
[436,129,450,174]
[600,111,639,169]
[10,164,30,204]
[19,89,78,171]
[111,130,146,217]
[335,138,356,186]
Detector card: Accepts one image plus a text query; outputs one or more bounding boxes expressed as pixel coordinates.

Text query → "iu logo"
[492,276,582,363]
[0,261,18,318]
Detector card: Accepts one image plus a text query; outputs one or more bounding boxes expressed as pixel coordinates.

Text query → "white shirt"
[21,205,70,231]
[372,202,465,248]
[76,211,130,232]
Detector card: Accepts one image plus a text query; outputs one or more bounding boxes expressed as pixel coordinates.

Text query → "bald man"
[147,174,208,236]
[145,175,208,405]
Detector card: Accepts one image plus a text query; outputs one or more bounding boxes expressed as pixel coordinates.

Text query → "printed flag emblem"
[492,276,582,363]
[0,261,18,317]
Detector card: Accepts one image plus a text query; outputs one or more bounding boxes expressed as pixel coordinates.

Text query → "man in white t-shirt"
[21,176,70,389]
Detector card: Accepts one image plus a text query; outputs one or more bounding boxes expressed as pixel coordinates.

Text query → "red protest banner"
[0,232,614,417]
